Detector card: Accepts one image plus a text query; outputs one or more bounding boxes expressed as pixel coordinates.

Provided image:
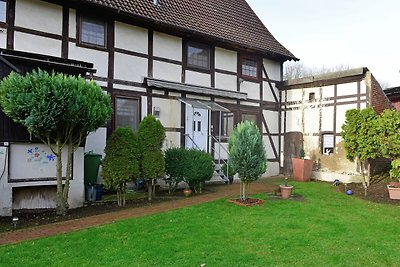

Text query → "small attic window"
[309,92,315,102]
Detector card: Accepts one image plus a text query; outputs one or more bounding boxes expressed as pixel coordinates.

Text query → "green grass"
[1,181,400,266]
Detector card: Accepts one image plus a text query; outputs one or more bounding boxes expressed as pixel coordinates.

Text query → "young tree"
[102,127,139,206]
[228,121,267,201]
[0,70,112,215]
[137,115,165,200]
[341,108,380,192]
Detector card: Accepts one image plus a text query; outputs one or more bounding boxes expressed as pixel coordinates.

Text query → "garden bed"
[0,187,215,233]
[336,182,400,205]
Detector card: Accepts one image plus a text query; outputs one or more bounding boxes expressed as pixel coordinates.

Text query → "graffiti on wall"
[26,147,56,173]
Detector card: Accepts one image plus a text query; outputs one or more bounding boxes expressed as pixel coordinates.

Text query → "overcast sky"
[247,0,400,87]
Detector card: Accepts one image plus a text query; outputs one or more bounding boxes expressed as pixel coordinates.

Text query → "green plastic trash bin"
[84,152,102,186]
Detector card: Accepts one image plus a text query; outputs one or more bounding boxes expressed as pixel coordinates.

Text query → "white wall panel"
[336,104,357,133]
[263,110,279,133]
[185,71,211,87]
[153,61,181,82]
[15,32,61,57]
[215,47,237,72]
[337,82,358,96]
[0,29,6,48]
[114,52,147,82]
[240,81,259,100]
[263,81,279,102]
[303,108,320,133]
[321,106,334,132]
[115,22,148,54]
[69,9,76,38]
[69,43,108,77]
[215,72,236,91]
[153,32,182,61]
[262,58,280,80]
[286,110,302,132]
[16,0,62,35]
[152,98,181,129]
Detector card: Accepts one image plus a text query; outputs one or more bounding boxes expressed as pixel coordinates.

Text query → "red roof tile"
[77,0,297,61]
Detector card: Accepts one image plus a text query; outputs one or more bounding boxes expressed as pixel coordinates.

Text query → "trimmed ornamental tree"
[137,115,165,200]
[341,108,380,192]
[164,147,188,194]
[184,149,214,193]
[102,127,139,206]
[0,70,111,215]
[228,120,267,201]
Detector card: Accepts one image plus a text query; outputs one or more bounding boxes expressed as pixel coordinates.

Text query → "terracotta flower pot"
[387,183,400,199]
[280,185,293,199]
[292,158,313,182]
[183,188,192,197]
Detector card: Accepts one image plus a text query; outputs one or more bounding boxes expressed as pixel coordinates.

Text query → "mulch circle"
[228,198,265,206]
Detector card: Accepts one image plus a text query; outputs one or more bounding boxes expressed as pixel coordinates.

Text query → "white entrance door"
[185,106,208,151]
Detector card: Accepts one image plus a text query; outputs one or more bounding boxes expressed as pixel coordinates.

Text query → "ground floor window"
[222,112,234,137]
[322,133,334,155]
[241,113,258,125]
[115,97,140,132]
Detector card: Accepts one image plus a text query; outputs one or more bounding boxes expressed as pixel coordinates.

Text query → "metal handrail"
[209,135,229,154]
[183,134,201,150]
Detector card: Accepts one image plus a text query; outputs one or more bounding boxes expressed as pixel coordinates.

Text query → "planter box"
[387,183,400,199]
[292,158,313,182]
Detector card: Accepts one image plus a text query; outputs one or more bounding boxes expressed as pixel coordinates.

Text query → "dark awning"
[178,98,230,112]
[145,77,247,100]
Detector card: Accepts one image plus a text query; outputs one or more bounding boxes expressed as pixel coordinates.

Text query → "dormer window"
[78,16,106,48]
[0,1,6,23]
[240,54,260,81]
[187,42,210,70]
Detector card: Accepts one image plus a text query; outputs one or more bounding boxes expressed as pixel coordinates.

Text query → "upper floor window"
[79,16,106,48]
[240,55,260,80]
[187,42,210,70]
[0,1,6,23]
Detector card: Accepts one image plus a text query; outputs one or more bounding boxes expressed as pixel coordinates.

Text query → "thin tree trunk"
[55,138,64,215]
[147,180,152,201]
[62,141,73,213]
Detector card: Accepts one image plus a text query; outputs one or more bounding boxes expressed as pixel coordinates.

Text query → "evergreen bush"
[164,147,188,193]
[102,127,139,206]
[137,115,165,200]
[184,149,214,193]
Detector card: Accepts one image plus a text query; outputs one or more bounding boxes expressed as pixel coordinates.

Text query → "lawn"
[1,181,399,266]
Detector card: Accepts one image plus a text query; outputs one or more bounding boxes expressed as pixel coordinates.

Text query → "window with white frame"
[221,112,234,137]
[322,133,334,155]
[0,1,6,23]
[79,16,106,48]
[115,97,140,132]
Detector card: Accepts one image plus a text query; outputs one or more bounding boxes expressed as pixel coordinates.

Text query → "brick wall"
[370,74,394,114]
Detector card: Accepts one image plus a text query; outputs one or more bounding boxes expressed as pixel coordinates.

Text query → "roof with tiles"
[74,0,297,61]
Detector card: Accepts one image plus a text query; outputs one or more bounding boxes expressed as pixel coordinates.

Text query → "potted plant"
[292,147,313,182]
[279,177,293,199]
[388,159,400,199]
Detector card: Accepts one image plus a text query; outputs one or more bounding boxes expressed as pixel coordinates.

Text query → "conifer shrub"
[137,115,165,200]
[164,147,188,193]
[184,149,214,193]
[228,120,266,200]
[102,127,139,206]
